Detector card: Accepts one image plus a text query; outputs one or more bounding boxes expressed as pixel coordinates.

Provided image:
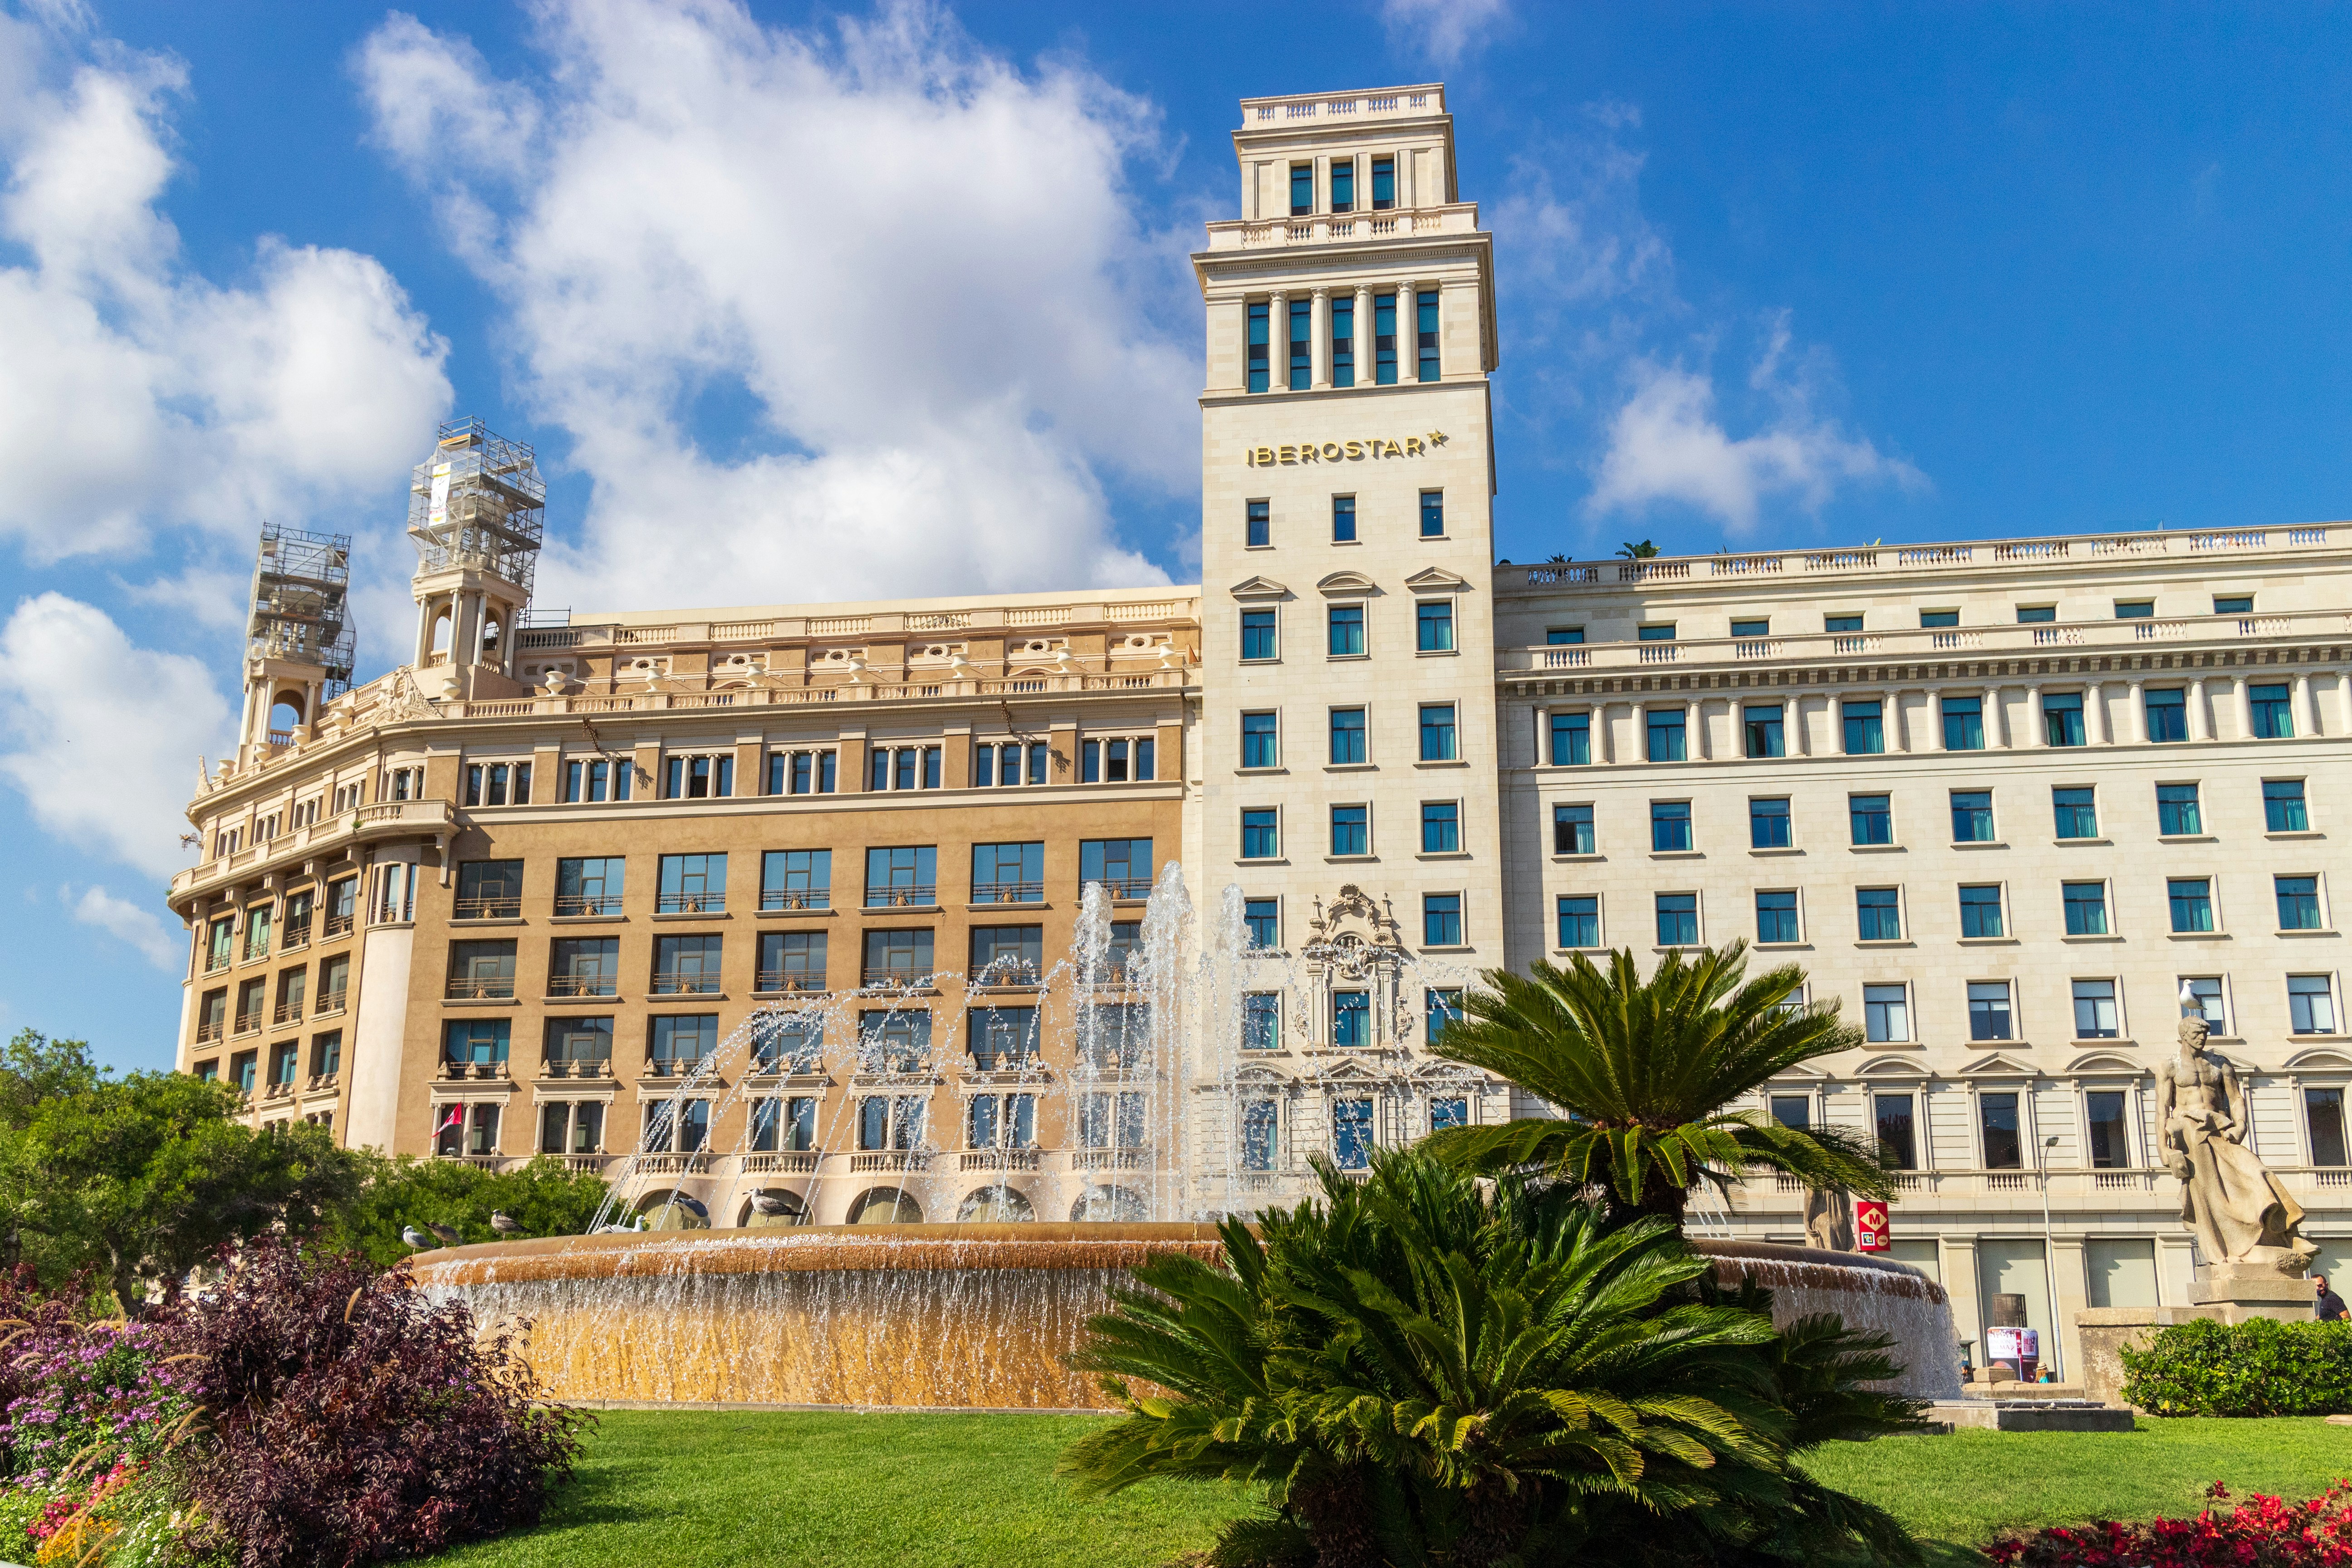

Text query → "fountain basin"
[413,1226,1958,1409]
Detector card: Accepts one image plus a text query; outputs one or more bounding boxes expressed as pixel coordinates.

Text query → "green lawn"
[426,1410,2352,1568]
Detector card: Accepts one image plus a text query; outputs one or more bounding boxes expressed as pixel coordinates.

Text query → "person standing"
[2316,1275,2348,1322]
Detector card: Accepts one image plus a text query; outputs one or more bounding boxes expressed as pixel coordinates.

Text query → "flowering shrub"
[0,1323,204,1481]
[2122,1318,2352,1416]
[1989,1482,2352,1567]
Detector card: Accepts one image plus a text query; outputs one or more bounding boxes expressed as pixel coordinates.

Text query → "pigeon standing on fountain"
[749,1192,789,1217]
[425,1221,463,1246]
[490,1211,521,1235]
[402,1225,432,1249]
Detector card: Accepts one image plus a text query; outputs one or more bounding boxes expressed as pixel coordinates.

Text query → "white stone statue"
[2155,1014,2317,1275]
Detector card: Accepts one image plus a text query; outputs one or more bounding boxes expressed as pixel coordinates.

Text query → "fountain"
[412,864,1961,1407]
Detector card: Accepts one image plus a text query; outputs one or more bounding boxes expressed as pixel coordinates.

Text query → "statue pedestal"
[2187,1272,2313,1322]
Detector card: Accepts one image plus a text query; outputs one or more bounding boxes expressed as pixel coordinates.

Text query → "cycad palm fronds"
[1425,943,1893,1223]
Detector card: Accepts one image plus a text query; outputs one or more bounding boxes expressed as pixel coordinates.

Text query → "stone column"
[2298,671,2323,736]
[2337,670,2352,738]
[1268,291,1288,390]
[1597,704,1616,764]
[2188,676,2211,742]
[2025,686,2046,748]
[2124,679,2146,745]
[1353,283,1375,383]
[1984,684,2006,749]
[1311,287,1332,390]
[412,595,437,668]
[2234,674,2256,741]
[1688,697,1707,760]
[1926,690,1946,752]
[1793,695,1812,757]
[2088,681,2111,745]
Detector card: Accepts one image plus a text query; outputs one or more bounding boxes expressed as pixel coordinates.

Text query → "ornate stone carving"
[1803,1186,1856,1253]
[2156,1014,2317,1275]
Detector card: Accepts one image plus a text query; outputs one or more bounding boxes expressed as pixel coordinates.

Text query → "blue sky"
[4,0,2350,1070]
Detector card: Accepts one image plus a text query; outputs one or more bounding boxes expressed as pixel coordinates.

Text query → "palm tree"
[1616,539,1661,560]
[1424,943,1892,1228]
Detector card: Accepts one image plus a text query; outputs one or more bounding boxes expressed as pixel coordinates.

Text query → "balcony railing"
[1093,877,1153,901]
[439,1061,510,1080]
[271,1000,305,1025]
[754,972,827,994]
[541,1058,613,1079]
[656,892,726,915]
[445,976,516,1000]
[548,974,617,998]
[554,894,622,916]
[743,1151,820,1174]
[1072,1147,1153,1171]
[281,923,311,951]
[863,885,937,910]
[635,1153,711,1175]
[849,1151,930,1173]
[556,1154,607,1171]
[960,1148,1042,1171]
[760,889,831,912]
[315,990,348,1016]
[232,1012,265,1037]
[643,1056,717,1079]
[453,897,521,921]
[650,972,721,996]
[968,1050,1041,1073]
[859,968,934,990]
[194,1019,225,1044]
[970,882,1043,905]
[322,913,355,939]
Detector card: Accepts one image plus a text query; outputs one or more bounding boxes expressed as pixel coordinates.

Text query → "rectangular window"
[1749,796,1792,849]
[442,1016,511,1068]
[971,841,1045,905]
[2062,881,2109,935]
[1650,800,1692,853]
[1245,499,1270,548]
[1864,984,1910,1043]
[1557,895,1600,948]
[1240,711,1278,769]
[1849,793,1892,846]
[1980,1092,2023,1169]
[1731,618,1769,639]
[1241,808,1279,860]
[551,937,619,998]
[1240,607,1278,662]
[2053,787,2098,839]
[2308,1089,2348,1166]
[2157,783,2202,835]
[1416,600,1455,651]
[2072,979,2120,1039]
[2291,975,2338,1035]
[1842,700,1884,755]
[1419,490,1444,537]
[1769,1094,1811,1131]
[456,859,523,921]
[2182,976,2225,1028]
[967,1000,1039,1065]
[544,1016,613,1075]
[1950,790,1994,843]
[446,940,517,1000]
[863,845,937,908]
[1548,711,1590,766]
[859,929,936,991]
[2017,605,2057,624]
[1416,288,1439,381]
[1244,899,1279,949]
[2168,878,2215,933]
[2114,600,2155,619]
[1422,893,1462,946]
[2145,687,2188,743]
[1373,290,1397,383]
[1655,892,1698,946]
[1942,696,1984,751]
[1743,704,1784,758]
[553,856,624,917]
[1242,1099,1279,1170]
[1331,495,1356,542]
[1289,161,1312,216]
[1329,707,1367,764]
[1421,801,1459,853]
[652,933,723,996]
[1637,623,1675,642]
[1080,838,1153,898]
[661,754,731,800]
[2278,875,2324,930]
[1646,708,1686,762]
[1419,704,1457,761]
[1969,980,2014,1041]
[1554,803,1595,855]
[1425,988,1464,1045]
[1289,297,1311,390]
[1243,992,1282,1049]
[755,931,827,994]
[2042,692,2086,748]
[1824,613,1863,633]
[1333,990,1371,1048]
[760,848,832,912]
[2266,779,2310,832]
[1546,627,1585,645]
[1921,610,1960,629]
[1246,302,1269,393]
[1330,156,1354,213]
[1755,890,1799,944]
[1329,293,1354,387]
[1372,155,1395,210]
[2252,683,2294,738]
[1328,603,1365,657]
[1857,887,1902,941]
[1959,884,2004,939]
[1330,804,1369,857]
[1331,1098,1375,1169]
[463,761,532,807]
[657,853,727,914]
[2086,1091,2131,1168]
[1875,1093,1918,1168]
[2216,595,2254,615]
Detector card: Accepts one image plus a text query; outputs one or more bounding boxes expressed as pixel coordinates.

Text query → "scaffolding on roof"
[407,415,545,598]
[247,523,357,696]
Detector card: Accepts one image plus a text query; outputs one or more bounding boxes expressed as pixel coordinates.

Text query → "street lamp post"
[2040,1132,2063,1382]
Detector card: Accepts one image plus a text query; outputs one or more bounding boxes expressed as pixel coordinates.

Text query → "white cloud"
[355,0,1191,611]
[0,593,228,879]
[1380,0,1512,67]
[62,882,177,969]
[0,17,452,562]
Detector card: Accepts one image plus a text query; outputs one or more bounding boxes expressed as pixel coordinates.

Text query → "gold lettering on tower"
[1242,433,1446,466]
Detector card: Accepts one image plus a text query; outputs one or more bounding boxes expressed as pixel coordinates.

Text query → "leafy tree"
[1060,1149,1921,1568]
[1617,539,1661,560]
[321,1152,609,1266]
[1425,944,1892,1229]
[13,1072,362,1314]
[0,1031,100,1129]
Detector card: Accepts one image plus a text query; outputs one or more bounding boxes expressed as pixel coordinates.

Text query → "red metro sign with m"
[1855,1199,1890,1253]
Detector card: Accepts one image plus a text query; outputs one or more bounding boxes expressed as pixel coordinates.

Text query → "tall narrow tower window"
[1330,158,1354,213]
[1246,499,1270,548]
[1416,289,1441,381]
[1290,162,1313,216]
[1246,302,1269,393]
[1373,293,1398,384]
[1289,299,1312,391]
[1419,490,1444,537]
[1332,496,1357,543]
[1371,156,1395,210]
[1329,295,1355,388]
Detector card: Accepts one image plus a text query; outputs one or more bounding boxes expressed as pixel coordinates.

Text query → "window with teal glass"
[1329,707,1366,764]
[1921,609,1959,628]
[1548,710,1590,765]
[2157,783,2201,835]
[1329,294,1354,387]
[2215,595,2254,615]
[1959,884,2003,938]
[2115,599,2154,618]
[1743,704,1784,758]
[2018,605,2057,623]
[2168,878,2215,933]
[1650,800,1692,852]
[1289,298,1311,390]
[1374,291,1397,382]
[1842,699,1883,755]
[1330,157,1354,213]
[1420,490,1444,536]
[1330,804,1368,857]
[1554,803,1595,855]
[1328,603,1365,656]
[1240,809,1278,859]
[1371,156,1395,209]
[1849,793,1892,845]
[2145,687,2187,742]
[1950,790,1994,842]
[1755,890,1798,944]
[1655,893,1698,946]
[1425,988,1462,1044]
[1243,992,1280,1049]
[1638,622,1675,641]
[1749,797,1790,848]
[1419,704,1456,760]
[1547,627,1585,645]
[1331,495,1356,542]
[2278,875,2323,930]
[1240,711,1277,769]
[1646,708,1686,762]
[2266,779,2309,831]
[2053,787,2097,839]
[1240,608,1276,661]
[1416,600,1454,651]
[1731,617,1769,638]
[1416,289,1439,380]
[1289,162,1312,216]
[1246,302,1269,392]
[1421,801,1458,853]
[1422,893,1462,946]
[1243,899,1278,949]
[1856,887,1901,941]
[1245,498,1269,547]
[2063,881,2108,935]
[1558,895,1599,948]
[1825,613,1863,633]
[2043,691,2086,746]
[1942,695,1984,750]
[2251,684,2293,738]
[1333,990,1370,1048]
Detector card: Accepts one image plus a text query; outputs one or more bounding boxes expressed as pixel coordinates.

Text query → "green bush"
[2120,1317,2352,1416]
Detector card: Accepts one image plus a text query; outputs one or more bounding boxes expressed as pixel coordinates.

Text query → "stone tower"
[407,417,544,701]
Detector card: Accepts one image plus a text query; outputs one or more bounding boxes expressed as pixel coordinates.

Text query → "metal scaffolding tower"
[407,416,545,598]
[247,523,356,697]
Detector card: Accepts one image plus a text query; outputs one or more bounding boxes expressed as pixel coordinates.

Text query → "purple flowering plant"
[0,1322,204,1483]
